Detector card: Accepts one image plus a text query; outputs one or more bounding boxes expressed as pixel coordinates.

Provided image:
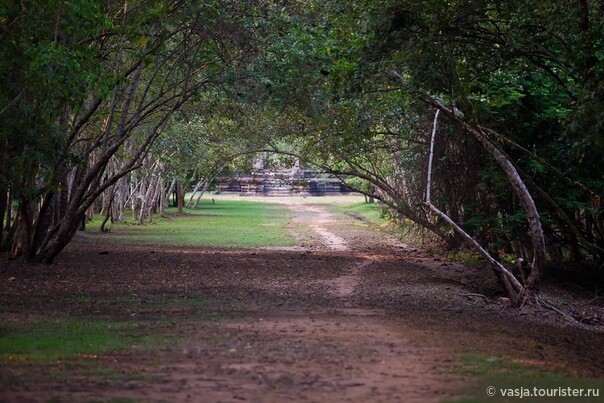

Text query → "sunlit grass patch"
[333,201,387,226]
[0,290,227,391]
[84,199,296,248]
[0,318,148,364]
[456,353,562,378]
[450,353,604,403]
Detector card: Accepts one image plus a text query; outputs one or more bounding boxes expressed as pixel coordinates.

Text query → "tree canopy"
[1,0,602,304]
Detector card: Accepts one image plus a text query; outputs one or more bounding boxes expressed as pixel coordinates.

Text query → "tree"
[377,0,604,269]
[2,0,601,311]
[0,1,256,262]
[232,0,603,305]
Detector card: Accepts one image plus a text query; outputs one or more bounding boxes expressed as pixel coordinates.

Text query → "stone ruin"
[216,153,352,196]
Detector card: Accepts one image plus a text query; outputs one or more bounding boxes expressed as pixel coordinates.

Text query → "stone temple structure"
[216,153,352,196]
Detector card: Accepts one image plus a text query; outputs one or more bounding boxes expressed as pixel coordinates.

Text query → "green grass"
[0,293,217,368]
[451,354,604,402]
[0,317,148,364]
[456,353,564,378]
[85,199,295,248]
[0,291,226,391]
[333,201,386,226]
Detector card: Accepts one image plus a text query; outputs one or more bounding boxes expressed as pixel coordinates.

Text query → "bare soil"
[1,198,604,402]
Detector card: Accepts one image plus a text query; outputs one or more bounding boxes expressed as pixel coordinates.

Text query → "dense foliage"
[1,1,602,302]
[1,0,253,261]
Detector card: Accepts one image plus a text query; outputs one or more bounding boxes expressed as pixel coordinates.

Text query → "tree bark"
[193,181,210,209]
[186,179,204,208]
[423,109,523,302]
[100,188,115,232]
[426,95,546,302]
[0,182,6,248]
[11,195,33,259]
[160,178,174,216]
[176,179,185,214]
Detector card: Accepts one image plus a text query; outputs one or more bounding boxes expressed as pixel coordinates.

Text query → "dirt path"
[166,202,459,402]
[145,308,452,403]
[2,198,604,402]
[290,203,349,251]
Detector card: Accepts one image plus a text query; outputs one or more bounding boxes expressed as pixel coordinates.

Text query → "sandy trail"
[290,203,348,251]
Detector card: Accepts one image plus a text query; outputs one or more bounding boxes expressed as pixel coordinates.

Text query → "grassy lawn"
[0,292,218,391]
[83,199,295,248]
[0,318,147,365]
[451,353,604,402]
[0,292,214,367]
[2,199,293,388]
[332,201,386,226]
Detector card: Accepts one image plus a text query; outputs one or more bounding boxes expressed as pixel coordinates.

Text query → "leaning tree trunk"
[163,178,177,215]
[193,180,210,209]
[427,96,547,304]
[424,110,523,303]
[138,160,162,223]
[186,179,203,208]
[148,173,163,220]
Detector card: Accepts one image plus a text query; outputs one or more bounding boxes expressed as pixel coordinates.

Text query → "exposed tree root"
[519,293,579,324]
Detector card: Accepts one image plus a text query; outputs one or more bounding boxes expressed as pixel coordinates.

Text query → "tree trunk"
[427,96,546,303]
[423,109,523,302]
[163,178,177,214]
[130,174,139,220]
[176,179,185,214]
[100,188,115,232]
[0,138,7,246]
[114,175,128,222]
[0,181,6,248]
[139,165,161,223]
[5,186,12,232]
[147,174,163,221]
[193,181,210,209]
[186,179,203,208]
[30,192,55,257]
[11,195,33,259]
